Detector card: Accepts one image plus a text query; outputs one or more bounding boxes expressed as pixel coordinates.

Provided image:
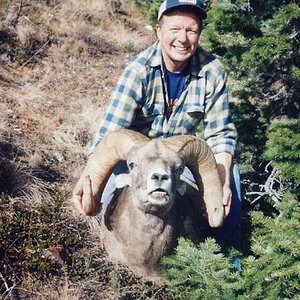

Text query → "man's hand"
[214,152,233,217]
[72,174,102,216]
[222,183,232,217]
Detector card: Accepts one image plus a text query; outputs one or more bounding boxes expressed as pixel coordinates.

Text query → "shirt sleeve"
[89,65,144,154]
[203,68,237,156]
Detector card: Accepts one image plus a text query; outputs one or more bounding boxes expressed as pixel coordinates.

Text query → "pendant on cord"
[166,98,176,119]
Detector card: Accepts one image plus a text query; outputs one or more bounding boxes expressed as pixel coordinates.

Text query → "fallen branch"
[0,272,10,292]
[12,0,25,27]
[0,271,19,300]
[19,39,51,70]
[247,163,283,205]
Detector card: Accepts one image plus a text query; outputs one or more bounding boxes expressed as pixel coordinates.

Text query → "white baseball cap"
[157,0,207,21]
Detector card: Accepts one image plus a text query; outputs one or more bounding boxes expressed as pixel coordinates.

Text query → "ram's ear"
[115,173,132,188]
[177,181,187,196]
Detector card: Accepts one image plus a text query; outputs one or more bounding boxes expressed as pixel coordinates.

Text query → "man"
[74,0,241,251]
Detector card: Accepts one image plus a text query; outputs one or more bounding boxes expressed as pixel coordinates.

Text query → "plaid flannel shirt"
[89,41,237,155]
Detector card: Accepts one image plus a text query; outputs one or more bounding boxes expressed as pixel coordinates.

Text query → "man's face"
[156,9,201,72]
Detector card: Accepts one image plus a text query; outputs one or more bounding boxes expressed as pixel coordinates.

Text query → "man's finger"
[73,178,83,198]
[224,201,231,216]
[82,175,93,204]
[223,186,232,217]
[72,176,85,212]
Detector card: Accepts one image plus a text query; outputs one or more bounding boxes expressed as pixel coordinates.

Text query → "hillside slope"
[0,1,164,299]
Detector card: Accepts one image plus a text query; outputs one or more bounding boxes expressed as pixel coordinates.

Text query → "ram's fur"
[73,129,225,282]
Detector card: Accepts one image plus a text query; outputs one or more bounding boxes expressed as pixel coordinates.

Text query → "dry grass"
[0,0,160,299]
[0,0,155,182]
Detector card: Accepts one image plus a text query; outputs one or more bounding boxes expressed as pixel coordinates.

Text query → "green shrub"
[162,193,300,299]
[162,238,239,300]
[236,193,300,299]
[263,119,300,197]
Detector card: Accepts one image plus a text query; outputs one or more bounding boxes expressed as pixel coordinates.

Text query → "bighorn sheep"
[73,129,225,281]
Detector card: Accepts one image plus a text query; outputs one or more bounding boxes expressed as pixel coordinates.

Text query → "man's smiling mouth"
[173,45,189,51]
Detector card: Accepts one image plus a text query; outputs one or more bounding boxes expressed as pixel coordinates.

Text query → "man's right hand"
[72,174,102,216]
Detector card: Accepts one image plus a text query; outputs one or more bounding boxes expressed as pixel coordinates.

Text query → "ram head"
[73,129,225,281]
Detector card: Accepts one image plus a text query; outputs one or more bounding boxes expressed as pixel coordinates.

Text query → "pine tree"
[162,194,300,299]
[263,118,300,198]
[236,193,300,299]
[162,238,239,300]
[204,1,300,120]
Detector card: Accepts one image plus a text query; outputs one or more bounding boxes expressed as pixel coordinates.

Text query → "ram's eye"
[176,165,185,175]
[128,161,137,171]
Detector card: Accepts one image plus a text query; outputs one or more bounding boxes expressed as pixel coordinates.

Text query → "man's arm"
[88,65,144,154]
[73,65,144,210]
[203,66,237,217]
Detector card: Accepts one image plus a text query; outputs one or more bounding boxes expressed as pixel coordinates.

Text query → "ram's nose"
[151,172,170,182]
[147,168,172,192]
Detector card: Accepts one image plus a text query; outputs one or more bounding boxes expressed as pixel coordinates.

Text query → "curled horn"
[80,129,149,216]
[163,135,225,228]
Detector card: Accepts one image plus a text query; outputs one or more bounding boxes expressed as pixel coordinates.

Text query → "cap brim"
[157,4,207,21]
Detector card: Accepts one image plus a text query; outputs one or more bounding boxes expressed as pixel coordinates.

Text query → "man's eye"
[188,30,198,35]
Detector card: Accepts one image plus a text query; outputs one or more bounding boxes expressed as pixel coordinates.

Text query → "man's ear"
[156,23,161,41]
[115,173,132,188]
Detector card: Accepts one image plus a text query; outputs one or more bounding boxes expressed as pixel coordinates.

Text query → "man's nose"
[177,30,188,43]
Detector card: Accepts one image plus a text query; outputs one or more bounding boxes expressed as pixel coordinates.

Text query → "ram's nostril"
[151,173,159,181]
[162,174,169,181]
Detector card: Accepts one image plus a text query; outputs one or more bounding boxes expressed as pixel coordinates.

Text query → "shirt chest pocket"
[181,103,205,132]
[186,104,204,116]
[133,102,164,130]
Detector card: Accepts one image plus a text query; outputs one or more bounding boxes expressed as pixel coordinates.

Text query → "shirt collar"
[190,48,206,78]
[146,41,163,69]
[146,41,205,77]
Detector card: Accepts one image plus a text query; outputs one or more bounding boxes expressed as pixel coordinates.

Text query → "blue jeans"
[211,164,242,250]
[101,162,242,250]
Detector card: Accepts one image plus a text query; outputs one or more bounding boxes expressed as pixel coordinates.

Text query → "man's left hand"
[214,152,233,218]
[222,183,232,217]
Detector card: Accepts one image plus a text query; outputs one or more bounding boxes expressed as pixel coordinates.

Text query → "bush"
[162,238,239,300]
[236,193,300,299]
[205,1,300,120]
[162,194,300,299]
[263,118,300,197]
